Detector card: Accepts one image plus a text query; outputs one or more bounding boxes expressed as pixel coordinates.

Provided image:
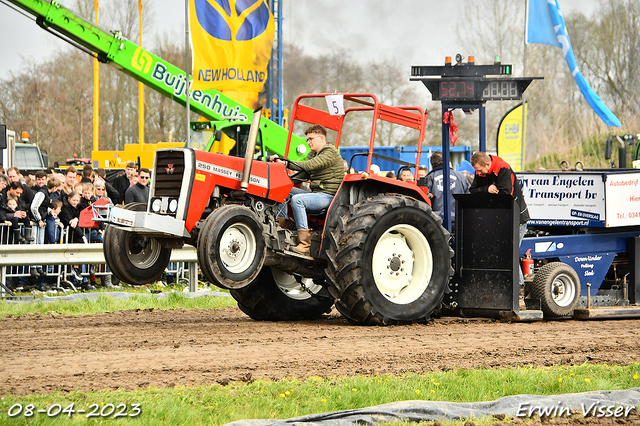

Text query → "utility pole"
[138,0,145,148]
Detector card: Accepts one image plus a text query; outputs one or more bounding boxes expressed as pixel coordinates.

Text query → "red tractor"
[102,94,452,325]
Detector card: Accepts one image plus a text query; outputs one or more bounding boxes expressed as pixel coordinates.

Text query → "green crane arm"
[2,0,308,160]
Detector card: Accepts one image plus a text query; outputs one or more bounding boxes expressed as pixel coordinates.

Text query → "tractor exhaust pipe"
[616,135,627,168]
[241,107,263,192]
[605,135,629,168]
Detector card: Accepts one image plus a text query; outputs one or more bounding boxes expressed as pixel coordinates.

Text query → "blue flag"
[527,0,561,47]
[526,0,621,127]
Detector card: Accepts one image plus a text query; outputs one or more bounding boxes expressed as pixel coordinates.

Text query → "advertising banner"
[190,0,275,92]
[497,102,526,172]
[517,172,606,227]
[605,173,640,227]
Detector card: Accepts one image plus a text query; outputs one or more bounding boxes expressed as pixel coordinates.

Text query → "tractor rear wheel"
[103,203,172,285]
[230,267,334,321]
[325,195,452,325]
[530,262,580,317]
[197,205,265,290]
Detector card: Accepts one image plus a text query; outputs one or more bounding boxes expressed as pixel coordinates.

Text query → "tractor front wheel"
[197,205,265,290]
[103,203,172,285]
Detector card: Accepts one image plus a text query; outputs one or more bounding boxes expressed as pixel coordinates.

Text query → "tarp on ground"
[225,388,640,426]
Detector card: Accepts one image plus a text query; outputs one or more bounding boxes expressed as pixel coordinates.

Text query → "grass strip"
[0,292,236,318]
[1,363,638,425]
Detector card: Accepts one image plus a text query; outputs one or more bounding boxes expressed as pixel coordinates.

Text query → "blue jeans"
[519,222,527,286]
[35,224,45,245]
[279,187,334,230]
[89,229,103,243]
[45,217,60,244]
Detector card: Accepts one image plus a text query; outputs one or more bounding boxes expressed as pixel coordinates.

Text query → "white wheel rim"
[552,273,576,307]
[219,223,257,273]
[126,234,162,268]
[372,224,433,304]
[271,268,322,301]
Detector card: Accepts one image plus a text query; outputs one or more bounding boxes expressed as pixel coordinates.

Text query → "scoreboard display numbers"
[420,78,535,102]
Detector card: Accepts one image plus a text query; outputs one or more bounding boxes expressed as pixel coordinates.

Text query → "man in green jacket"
[274,124,344,254]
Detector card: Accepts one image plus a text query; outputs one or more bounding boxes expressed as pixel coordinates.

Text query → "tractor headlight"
[151,198,162,213]
[169,199,178,213]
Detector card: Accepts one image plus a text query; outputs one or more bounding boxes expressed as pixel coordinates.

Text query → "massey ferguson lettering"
[196,161,267,188]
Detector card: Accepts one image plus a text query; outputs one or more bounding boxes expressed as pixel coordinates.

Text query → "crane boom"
[1,0,307,163]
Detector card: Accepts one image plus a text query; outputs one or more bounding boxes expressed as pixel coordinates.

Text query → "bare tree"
[363,58,427,147]
[452,1,528,153]
[570,0,640,128]
[456,0,524,67]
[145,31,189,143]
[453,0,627,164]
[0,49,96,161]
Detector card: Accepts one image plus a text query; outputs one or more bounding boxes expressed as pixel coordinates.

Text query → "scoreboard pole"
[440,102,487,231]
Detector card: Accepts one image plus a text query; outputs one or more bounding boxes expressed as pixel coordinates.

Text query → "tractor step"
[283,249,314,260]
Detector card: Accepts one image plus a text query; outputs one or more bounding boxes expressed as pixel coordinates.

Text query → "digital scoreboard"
[426,78,530,101]
[410,61,541,102]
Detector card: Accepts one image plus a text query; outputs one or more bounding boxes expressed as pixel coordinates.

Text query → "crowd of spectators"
[0,162,150,293]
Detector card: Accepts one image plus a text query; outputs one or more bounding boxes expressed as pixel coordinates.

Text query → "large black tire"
[325,195,452,325]
[230,267,334,321]
[196,205,265,290]
[103,203,172,285]
[196,208,216,286]
[530,262,580,317]
[103,203,145,283]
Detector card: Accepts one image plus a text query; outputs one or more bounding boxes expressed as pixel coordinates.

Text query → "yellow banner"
[190,0,274,93]
[497,102,527,172]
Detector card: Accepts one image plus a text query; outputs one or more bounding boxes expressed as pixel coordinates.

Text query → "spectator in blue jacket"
[425,151,470,227]
[46,199,63,244]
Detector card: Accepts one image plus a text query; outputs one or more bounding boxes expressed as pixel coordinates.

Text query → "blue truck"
[515,169,640,319]
[340,145,471,174]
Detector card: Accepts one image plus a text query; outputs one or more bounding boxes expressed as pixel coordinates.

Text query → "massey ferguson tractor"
[101,94,453,325]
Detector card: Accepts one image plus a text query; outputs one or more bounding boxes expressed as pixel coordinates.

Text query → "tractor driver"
[272,124,344,255]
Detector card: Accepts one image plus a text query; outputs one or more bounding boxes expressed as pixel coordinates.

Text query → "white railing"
[0,242,199,296]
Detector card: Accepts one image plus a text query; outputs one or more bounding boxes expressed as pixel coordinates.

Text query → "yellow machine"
[91,141,185,170]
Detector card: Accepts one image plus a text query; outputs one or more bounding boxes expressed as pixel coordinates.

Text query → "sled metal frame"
[450,193,543,320]
[451,194,640,321]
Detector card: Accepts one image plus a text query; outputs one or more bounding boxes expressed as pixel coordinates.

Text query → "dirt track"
[1,307,639,397]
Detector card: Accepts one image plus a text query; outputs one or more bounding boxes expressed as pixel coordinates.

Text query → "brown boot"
[291,229,311,254]
[277,217,292,229]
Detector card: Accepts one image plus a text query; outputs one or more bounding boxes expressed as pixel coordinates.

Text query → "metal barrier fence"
[0,223,199,296]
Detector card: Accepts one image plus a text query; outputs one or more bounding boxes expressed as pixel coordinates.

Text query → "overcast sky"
[1,0,598,81]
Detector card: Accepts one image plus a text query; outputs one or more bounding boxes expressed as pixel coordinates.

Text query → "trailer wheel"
[325,195,452,325]
[230,267,334,321]
[197,205,265,290]
[103,203,171,285]
[530,262,581,317]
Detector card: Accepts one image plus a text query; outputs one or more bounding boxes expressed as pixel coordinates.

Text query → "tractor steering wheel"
[283,159,311,184]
